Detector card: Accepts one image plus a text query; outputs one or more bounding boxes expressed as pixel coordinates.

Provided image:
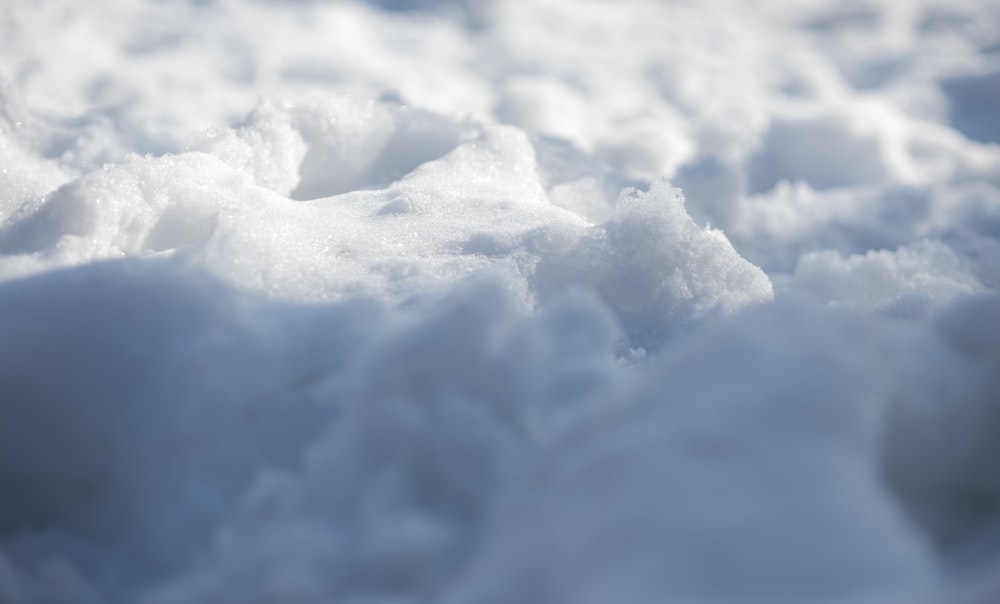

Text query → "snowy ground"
[2,0,1000,602]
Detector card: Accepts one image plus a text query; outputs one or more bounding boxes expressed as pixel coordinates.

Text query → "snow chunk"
[534,180,773,345]
[189,99,307,197]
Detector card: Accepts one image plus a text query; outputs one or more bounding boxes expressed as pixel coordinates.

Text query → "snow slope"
[1,1,1000,603]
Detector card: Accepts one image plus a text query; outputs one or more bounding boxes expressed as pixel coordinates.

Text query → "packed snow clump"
[534,180,773,345]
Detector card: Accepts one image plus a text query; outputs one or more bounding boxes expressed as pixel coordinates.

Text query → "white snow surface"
[1,0,1000,602]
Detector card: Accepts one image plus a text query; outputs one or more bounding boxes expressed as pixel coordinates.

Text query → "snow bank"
[2,0,1000,603]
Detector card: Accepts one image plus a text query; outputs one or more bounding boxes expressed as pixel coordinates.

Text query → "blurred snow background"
[1,0,1000,603]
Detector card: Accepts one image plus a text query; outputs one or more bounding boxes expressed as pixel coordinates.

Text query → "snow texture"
[1,0,1000,603]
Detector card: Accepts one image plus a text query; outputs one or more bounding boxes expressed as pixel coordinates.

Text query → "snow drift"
[1,0,1000,603]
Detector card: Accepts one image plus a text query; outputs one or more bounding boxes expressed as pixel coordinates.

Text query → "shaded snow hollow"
[2,1,1000,604]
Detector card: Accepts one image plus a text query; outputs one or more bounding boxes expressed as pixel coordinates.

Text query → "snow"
[1,0,999,603]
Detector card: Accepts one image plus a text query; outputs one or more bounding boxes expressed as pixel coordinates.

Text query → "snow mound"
[2,1,1000,603]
